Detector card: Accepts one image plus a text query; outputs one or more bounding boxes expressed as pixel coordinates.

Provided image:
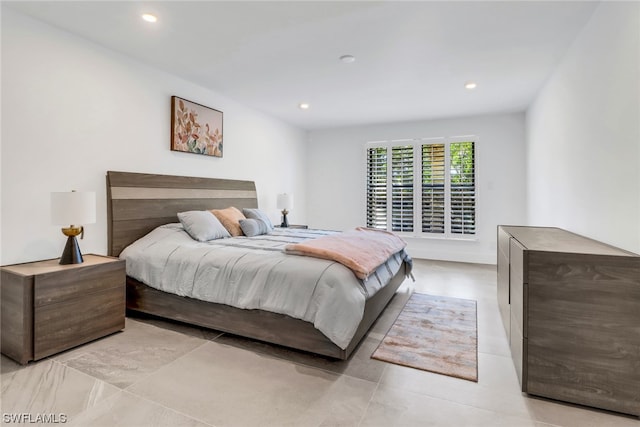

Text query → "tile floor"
[2,259,638,426]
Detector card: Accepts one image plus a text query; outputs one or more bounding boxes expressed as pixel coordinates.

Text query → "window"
[366,147,387,230]
[366,137,476,237]
[391,145,414,232]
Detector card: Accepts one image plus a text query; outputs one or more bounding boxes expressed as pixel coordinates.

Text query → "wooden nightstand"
[276,225,308,229]
[1,254,125,364]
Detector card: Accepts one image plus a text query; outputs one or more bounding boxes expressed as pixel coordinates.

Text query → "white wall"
[1,8,307,265]
[306,113,527,264]
[526,2,640,254]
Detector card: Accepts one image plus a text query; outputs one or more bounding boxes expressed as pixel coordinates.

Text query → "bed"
[106,171,410,359]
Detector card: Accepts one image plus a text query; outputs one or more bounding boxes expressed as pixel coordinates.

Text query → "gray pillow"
[177,210,231,241]
[239,218,269,237]
[242,208,274,231]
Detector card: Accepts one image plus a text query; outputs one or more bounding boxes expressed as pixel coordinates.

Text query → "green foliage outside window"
[449,142,475,185]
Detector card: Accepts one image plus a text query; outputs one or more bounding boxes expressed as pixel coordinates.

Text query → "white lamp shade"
[51,191,96,225]
[277,193,293,210]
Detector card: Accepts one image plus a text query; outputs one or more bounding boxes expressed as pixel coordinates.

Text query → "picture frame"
[171,96,223,157]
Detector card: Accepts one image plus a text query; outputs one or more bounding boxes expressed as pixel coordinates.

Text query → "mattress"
[119,224,408,349]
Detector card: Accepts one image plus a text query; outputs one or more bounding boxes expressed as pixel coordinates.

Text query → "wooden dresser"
[497,226,640,416]
[1,254,125,364]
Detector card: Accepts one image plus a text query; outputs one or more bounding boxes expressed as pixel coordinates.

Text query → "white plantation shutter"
[391,145,414,232]
[366,137,476,238]
[366,147,387,229]
[449,142,476,235]
[421,144,446,233]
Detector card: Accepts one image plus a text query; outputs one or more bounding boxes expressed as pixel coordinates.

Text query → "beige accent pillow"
[211,207,246,236]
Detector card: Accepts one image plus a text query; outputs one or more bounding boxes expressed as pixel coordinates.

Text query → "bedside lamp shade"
[51,191,96,265]
[51,191,96,225]
[277,193,293,211]
[277,193,293,228]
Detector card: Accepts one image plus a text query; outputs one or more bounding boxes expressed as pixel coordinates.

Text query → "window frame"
[365,136,478,240]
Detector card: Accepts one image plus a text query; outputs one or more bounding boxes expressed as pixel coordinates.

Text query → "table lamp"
[277,193,293,228]
[51,191,96,265]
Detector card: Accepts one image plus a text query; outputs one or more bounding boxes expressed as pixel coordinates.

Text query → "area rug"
[371,293,478,382]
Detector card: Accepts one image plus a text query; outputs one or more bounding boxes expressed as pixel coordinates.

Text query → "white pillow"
[177,210,231,241]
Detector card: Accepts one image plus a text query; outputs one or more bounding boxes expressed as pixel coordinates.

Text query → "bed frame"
[106,170,406,359]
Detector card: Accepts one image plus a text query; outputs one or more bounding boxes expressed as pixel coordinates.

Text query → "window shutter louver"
[366,147,388,229]
[391,145,414,232]
[421,144,446,233]
[449,142,476,235]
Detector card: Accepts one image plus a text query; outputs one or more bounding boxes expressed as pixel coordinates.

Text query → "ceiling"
[5,1,598,130]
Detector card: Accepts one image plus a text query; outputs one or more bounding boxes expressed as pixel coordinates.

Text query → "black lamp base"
[60,235,84,265]
[281,210,289,228]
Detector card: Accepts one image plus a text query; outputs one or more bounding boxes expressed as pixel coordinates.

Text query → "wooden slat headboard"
[106,171,258,256]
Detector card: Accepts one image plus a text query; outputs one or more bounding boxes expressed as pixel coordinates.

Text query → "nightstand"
[276,225,308,229]
[1,254,125,364]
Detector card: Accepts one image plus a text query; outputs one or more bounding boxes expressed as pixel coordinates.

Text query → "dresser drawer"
[34,260,125,307]
[498,227,511,260]
[34,286,125,360]
[509,308,527,392]
[496,247,510,337]
[509,238,528,338]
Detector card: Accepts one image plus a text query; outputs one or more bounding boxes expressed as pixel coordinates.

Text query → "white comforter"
[120,224,407,349]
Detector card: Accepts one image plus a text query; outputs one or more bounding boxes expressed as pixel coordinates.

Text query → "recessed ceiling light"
[299,103,310,110]
[465,81,477,90]
[142,14,158,23]
[339,55,356,63]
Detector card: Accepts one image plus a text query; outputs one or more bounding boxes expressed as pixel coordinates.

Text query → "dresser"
[1,254,125,364]
[497,226,640,416]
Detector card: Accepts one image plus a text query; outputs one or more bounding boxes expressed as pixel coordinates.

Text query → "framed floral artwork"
[171,96,223,157]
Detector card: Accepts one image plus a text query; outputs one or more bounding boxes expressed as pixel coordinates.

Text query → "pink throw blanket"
[284,227,406,279]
